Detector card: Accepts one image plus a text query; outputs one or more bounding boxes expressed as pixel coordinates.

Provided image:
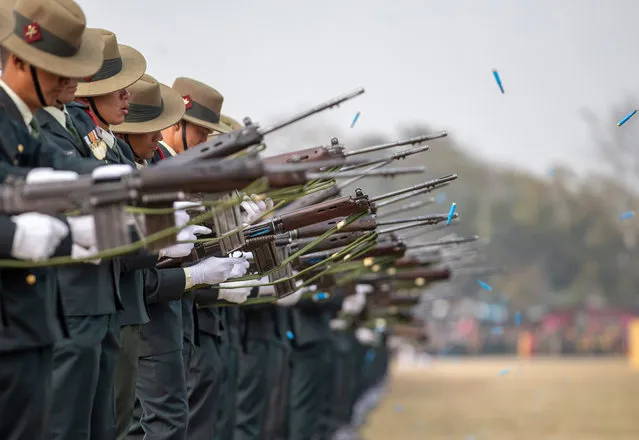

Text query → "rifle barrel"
[343,132,447,157]
[376,213,457,227]
[408,235,480,248]
[340,145,430,171]
[260,88,365,135]
[307,166,426,180]
[370,174,457,203]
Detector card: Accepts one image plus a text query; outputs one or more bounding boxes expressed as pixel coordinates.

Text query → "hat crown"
[129,74,162,107]
[14,0,87,49]
[172,77,223,115]
[95,29,120,60]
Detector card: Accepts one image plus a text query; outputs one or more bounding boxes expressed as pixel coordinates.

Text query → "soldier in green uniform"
[32,28,147,440]
[0,1,138,438]
[110,74,249,440]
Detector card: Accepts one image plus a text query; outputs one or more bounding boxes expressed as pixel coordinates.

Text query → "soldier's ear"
[12,55,26,72]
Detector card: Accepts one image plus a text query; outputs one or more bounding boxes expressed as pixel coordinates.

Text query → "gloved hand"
[159,225,212,259]
[356,327,378,345]
[173,201,204,229]
[66,215,97,249]
[92,164,133,181]
[355,284,374,295]
[218,279,255,304]
[71,244,101,265]
[227,258,250,279]
[184,256,248,286]
[26,167,79,183]
[342,288,367,315]
[276,281,316,307]
[241,194,274,224]
[10,212,70,261]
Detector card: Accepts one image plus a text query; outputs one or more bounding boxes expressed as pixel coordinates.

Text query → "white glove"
[356,327,378,345]
[355,284,374,295]
[173,201,204,229]
[228,258,250,279]
[184,256,247,286]
[159,225,212,259]
[10,212,69,260]
[26,167,79,183]
[276,282,316,307]
[241,194,273,224]
[66,215,97,249]
[342,290,366,315]
[71,244,101,265]
[91,164,133,181]
[218,279,254,304]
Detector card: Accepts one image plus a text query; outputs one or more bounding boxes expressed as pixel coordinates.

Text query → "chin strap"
[181,121,188,151]
[29,66,47,107]
[88,97,110,126]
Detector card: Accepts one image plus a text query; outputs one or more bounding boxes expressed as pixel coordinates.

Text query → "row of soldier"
[0,1,468,440]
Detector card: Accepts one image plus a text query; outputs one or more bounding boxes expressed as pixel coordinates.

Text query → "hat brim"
[183,113,232,133]
[0,3,14,44]
[111,83,185,134]
[75,45,146,97]
[1,28,104,78]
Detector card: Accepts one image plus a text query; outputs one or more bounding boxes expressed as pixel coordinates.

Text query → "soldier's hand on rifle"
[228,257,250,279]
[159,225,212,259]
[184,256,248,286]
[275,280,315,307]
[241,194,274,224]
[173,201,204,228]
[342,287,367,315]
[10,212,70,261]
[71,244,101,265]
[26,167,79,183]
[355,327,378,345]
[66,215,99,250]
[218,279,254,304]
[91,164,133,181]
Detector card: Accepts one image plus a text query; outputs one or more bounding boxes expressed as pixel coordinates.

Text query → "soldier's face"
[93,89,130,125]
[56,78,78,105]
[128,130,163,160]
[181,121,212,151]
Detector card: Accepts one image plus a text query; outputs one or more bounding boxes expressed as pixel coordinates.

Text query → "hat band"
[186,99,220,124]
[85,57,123,82]
[13,12,80,58]
[125,100,164,123]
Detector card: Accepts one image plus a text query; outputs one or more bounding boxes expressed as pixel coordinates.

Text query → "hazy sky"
[79,0,639,176]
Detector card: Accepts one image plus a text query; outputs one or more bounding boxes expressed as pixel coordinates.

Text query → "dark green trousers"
[0,346,53,440]
[115,325,141,440]
[262,337,291,440]
[323,331,358,436]
[186,333,224,440]
[48,314,119,440]
[287,341,331,440]
[213,312,240,440]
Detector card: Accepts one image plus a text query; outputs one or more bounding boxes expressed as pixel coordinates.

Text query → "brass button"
[17,144,23,153]
[26,274,36,285]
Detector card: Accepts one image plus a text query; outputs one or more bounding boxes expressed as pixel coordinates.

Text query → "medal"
[83,130,107,160]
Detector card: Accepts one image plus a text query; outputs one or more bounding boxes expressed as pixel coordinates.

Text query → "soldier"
[0,1,132,439]
[153,78,257,440]
[111,74,249,440]
[30,28,147,440]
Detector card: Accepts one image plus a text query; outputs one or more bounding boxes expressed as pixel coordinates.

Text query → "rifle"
[289,212,456,239]
[375,198,435,219]
[154,88,365,166]
[263,132,445,166]
[0,157,369,251]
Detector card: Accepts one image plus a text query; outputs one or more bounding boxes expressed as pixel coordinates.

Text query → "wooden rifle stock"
[276,194,371,231]
[294,214,378,238]
[293,231,368,253]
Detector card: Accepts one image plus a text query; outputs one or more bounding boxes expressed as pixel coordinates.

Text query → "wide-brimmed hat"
[220,114,242,131]
[2,0,104,78]
[111,74,185,134]
[172,77,232,133]
[75,29,146,97]
[0,1,15,44]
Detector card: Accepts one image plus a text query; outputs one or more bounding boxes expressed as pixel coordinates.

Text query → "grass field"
[362,357,639,440]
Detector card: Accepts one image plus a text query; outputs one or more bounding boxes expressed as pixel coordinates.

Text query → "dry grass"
[362,357,639,440]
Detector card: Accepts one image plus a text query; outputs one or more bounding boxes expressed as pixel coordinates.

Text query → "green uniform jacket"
[0,90,103,353]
